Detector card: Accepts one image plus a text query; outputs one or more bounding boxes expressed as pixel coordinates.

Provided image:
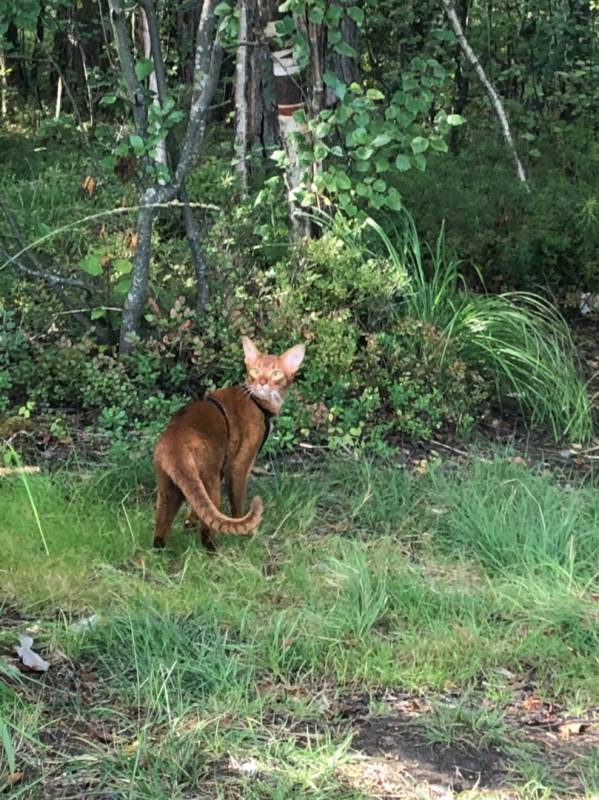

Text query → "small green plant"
[420,696,510,751]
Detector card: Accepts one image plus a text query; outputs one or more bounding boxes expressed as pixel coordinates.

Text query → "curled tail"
[157,446,262,535]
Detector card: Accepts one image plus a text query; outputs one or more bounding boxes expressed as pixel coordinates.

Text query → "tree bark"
[441,0,528,186]
[109,0,221,352]
[234,0,250,193]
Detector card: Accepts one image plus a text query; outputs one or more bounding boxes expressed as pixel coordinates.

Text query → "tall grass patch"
[428,459,599,578]
[363,213,594,442]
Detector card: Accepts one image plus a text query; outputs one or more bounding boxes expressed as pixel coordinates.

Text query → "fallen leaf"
[522,695,544,712]
[558,721,588,739]
[128,231,139,251]
[82,175,95,196]
[6,772,23,787]
[15,635,49,672]
[123,740,139,756]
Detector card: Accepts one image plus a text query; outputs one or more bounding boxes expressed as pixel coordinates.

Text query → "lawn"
[1,453,598,798]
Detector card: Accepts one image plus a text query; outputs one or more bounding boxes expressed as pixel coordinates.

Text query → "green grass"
[324,211,595,443]
[1,455,598,797]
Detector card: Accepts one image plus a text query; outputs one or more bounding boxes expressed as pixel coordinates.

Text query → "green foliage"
[366,213,594,442]
[290,61,459,216]
[400,118,599,291]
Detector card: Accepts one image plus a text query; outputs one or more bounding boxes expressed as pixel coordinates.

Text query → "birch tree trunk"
[440,0,528,186]
[234,0,250,193]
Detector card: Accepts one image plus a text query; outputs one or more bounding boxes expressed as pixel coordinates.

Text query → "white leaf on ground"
[15,635,49,672]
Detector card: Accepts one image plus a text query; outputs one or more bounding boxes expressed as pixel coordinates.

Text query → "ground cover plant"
[1,454,598,798]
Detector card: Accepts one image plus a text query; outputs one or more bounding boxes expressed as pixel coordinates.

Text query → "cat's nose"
[258,377,268,385]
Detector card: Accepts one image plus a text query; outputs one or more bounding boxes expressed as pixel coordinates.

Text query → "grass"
[320,210,595,443]
[1,454,598,797]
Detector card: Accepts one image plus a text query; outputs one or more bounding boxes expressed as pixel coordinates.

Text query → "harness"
[206,394,273,453]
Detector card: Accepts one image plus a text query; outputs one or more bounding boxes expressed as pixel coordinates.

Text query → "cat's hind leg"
[153,468,184,548]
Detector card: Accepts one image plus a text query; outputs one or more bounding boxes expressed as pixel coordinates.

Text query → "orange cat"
[153,336,305,550]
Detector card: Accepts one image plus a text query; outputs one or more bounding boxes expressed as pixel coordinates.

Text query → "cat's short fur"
[153,336,305,550]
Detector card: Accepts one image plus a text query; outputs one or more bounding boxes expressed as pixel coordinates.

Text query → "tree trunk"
[0,49,8,117]
[441,0,528,186]
[450,0,470,153]
[264,11,311,239]
[234,0,250,193]
[110,0,222,352]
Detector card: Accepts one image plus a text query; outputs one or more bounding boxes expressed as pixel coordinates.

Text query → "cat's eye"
[271,369,283,380]
[249,367,260,378]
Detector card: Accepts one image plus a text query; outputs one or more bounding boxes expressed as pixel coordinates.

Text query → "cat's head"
[242,336,305,413]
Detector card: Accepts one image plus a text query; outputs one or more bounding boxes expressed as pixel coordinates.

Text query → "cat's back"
[157,398,228,447]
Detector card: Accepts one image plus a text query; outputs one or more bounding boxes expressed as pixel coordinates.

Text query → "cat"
[153,336,305,551]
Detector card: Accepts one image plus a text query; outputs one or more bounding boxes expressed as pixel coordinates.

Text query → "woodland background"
[1,0,599,453]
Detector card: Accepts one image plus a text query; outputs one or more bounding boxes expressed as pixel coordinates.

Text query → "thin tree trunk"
[234,0,250,193]
[54,75,63,119]
[110,0,221,352]
[264,15,311,239]
[1,50,9,116]
[140,6,167,170]
[441,0,528,185]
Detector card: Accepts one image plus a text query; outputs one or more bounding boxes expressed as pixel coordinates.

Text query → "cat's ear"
[241,335,260,365]
[281,343,305,375]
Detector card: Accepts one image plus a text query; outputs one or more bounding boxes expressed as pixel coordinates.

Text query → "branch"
[440,0,528,187]
[108,0,148,137]
[0,193,88,290]
[175,0,222,188]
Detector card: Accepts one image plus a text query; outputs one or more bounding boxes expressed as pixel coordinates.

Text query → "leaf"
[15,635,49,672]
[334,41,358,58]
[395,154,411,172]
[412,153,427,171]
[308,6,324,24]
[429,136,449,153]
[385,187,403,211]
[81,175,95,196]
[366,88,385,101]
[558,721,589,739]
[114,277,132,295]
[0,720,16,774]
[100,155,117,172]
[134,58,154,82]
[129,135,145,155]
[214,1,232,15]
[447,113,466,126]
[410,136,429,155]
[354,146,373,160]
[373,178,386,193]
[522,695,544,712]
[91,309,106,320]
[372,132,392,148]
[80,253,103,276]
[100,93,117,106]
[112,259,133,275]
[335,171,352,190]
[346,6,364,24]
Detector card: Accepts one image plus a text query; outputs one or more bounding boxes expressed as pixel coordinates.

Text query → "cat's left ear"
[241,335,260,365]
[281,343,305,375]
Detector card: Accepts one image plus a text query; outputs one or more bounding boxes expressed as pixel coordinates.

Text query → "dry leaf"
[6,772,23,787]
[558,721,588,739]
[123,740,139,756]
[15,635,49,672]
[82,175,95,196]
[128,231,139,251]
[522,695,544,712]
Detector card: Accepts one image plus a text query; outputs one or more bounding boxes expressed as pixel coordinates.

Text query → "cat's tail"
[157,445,263,534]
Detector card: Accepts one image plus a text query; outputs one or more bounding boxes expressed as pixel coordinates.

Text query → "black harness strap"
[250,396,273,452]
[206,395,230,439]
[206,393,272,453]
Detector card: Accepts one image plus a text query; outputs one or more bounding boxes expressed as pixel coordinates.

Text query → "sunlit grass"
[1,455,598,797]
